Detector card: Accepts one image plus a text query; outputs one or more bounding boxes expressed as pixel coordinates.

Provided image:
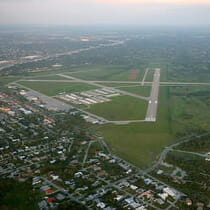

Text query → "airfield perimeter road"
[141,68,149,86]
[145,68,160,122]
[20,79,210,87]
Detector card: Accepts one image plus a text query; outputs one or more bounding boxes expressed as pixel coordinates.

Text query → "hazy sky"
[0,0,210,26]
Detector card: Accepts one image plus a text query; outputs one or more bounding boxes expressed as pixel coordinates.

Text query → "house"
[144,178,152,185]
[45,189,55,195]
[38,200,48,209]
[114,195,123,201]
[0,107,10,112]
[186,198,192,206]
[163,187,176,198]
[74,171,83,178]
[157,170,163,175]
[26,95,38,101]
[40,185,50,191]
[158,193,168,200]
[56,193,65,201]
[46,197,55,204]
[130,184,138,190]
[97,202,106,209]
[97,170,106,177]
[155,198,164,205]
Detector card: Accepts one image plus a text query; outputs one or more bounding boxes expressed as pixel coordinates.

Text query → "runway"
[145,68,160,122]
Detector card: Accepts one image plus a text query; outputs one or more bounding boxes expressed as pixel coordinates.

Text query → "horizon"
[1,0,210,26]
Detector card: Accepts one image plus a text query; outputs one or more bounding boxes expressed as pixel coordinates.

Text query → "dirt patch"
[128,69,140,80]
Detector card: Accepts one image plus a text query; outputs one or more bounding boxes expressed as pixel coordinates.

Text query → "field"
[145,68,154,82]
[25,74,71,80]
[87,96,147,121]
[169,86,210,134]
[66,65,145,81]
[18,81,97,96]
[95,87,173,168]
[0,76,20,87]
[117,85,151,97]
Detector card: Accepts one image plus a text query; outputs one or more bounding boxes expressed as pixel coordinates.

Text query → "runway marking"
[145,68,160,122]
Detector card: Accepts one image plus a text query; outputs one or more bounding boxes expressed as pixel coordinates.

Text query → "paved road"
[95,81,210,86]
[82,140,95,165]
[169,149,209,158]
[141,68,149,86]
[145,68,160,122]
[144,132,210,173]
[107,119,146,125]
[20,79,210,87]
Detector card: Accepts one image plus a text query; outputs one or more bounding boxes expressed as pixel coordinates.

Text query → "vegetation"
[95,87,173,168]
[153,151,210,206]
[117,85,151,97]
[87,96,147,121]
[66,65,145,81]
[176,133,210,153]
[18,81,97,96]
[0,179,40,210]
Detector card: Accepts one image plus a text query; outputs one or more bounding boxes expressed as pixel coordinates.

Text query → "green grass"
[0,179,40,210]
[25,74,70,80]
[94,87,173,169]
[67,65,145,81]
[87,96,147,121]
[117,85,151,97]
[0,76,20,87]
[169,86,210,134]
[98,83,138,87]
[18,81,97,96]
[145,68,154,82]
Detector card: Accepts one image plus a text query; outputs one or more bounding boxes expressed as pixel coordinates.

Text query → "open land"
[10,63,210,169]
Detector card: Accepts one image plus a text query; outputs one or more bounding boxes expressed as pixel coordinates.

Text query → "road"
[0,40,124,72]
[141,68,149,86]
[40,176,91,209]
[144,132,210,173]
[82,140,95,165]
[20,79,210,87]
[145,68,160,122]
[169,149,209,158]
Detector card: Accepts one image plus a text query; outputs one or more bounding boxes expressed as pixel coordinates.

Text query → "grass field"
[169,86,210,134]
[117,85,151,97]
[18,81,97,96]
[0,76,20,87]
[99,83,139,87]
[67,65,145,81]
[145,68,154,82]
[25,74,71,80]
[94,87,173,168]
[87,96,147,121]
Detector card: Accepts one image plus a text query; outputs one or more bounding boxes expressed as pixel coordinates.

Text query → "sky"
[0,0,210,26]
